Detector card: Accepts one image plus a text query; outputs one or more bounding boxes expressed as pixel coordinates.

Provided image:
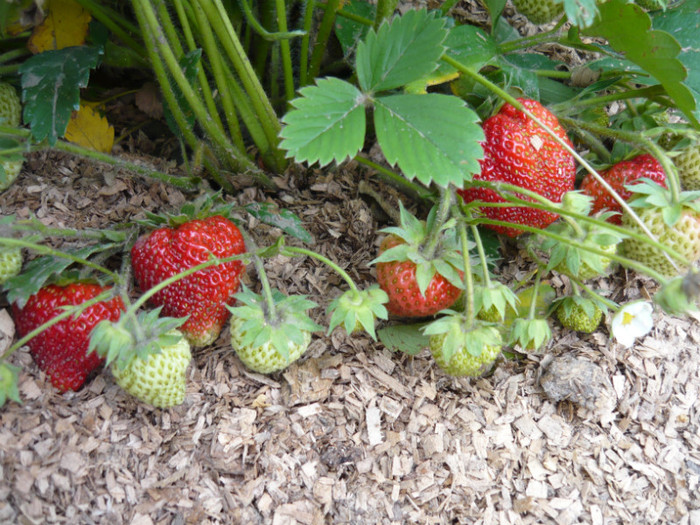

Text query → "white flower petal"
[611,301,654,348]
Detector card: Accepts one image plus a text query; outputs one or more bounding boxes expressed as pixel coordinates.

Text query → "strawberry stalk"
[462,179,693,272]
[282,246,360,293]
[422,188,454,260]
[457,220,476,323]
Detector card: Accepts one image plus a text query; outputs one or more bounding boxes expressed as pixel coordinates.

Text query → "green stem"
[299,0,316,87]
[0,238,122,283]
[498,20,566,53]
[205,0,287,172]
[354,154,435,203]
[572,278,619,311]
[53,140,200,191]
[283,246,359,292]
[74,0,144,54]
[472,217,669,283]
[423,188,452,259]
[528,271,542,320]
[191,2,247,152]
[275,0,296,105]
[335,8,374,26]
[470,225,491,286]
[254,254,278,320]
[458,222,475,323]
[238,0,306,40]
[0,48,30,65]
[307,0,341,81]
[553,85,667,114]
[374,0,398,29]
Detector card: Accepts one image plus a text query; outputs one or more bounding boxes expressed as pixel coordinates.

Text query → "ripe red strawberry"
[131,215,245,347]
[376,234,462,317]
[580,154,667,224]
[12,283,125,392]
[457,98,576,237]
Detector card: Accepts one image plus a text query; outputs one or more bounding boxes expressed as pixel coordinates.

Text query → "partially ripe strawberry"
[580,154,667,224]
[110,330,191,408]
[512,0,564,25]
[12,283,125,392]
[131,214,246,347]
[376,234,462,317]
[0,246,21,284]
[675,144,700,190]
[457,98,576,237]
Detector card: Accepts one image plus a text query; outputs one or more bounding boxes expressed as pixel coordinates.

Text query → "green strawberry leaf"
[163,49,201,139]
[583,0,698,127]
[405,24,498,94]
[355,9,447,93]
[374,93,484,188]
[652,2,700,124]
[378,322,431,355]
[334,0,375,56]
[19,46,102,146]
[0,362,21,408]
[482,0,508,28]
[245,203,313,244]
[280,77,366,167]
[4,243,113,307]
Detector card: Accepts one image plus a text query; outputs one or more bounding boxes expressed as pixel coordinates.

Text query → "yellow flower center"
[622,311,635,325]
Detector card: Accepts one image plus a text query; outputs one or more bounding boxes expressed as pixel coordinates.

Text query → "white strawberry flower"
[610,301,653,348]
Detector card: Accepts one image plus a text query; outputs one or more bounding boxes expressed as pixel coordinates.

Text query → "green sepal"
[0,361,21,408]
[89,307,187,370]
[228,285,322,361]
[509,318,551,352]
[654,273,700,315]
[423,313,501,363]
[474,282,519,322]
[327,286,389,340]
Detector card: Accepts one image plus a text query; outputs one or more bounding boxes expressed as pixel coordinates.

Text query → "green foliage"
[18,46,101,146]
[378,322,431,356]
[162,49,202,138]
[244,203,313,244]
[583,0,697,126]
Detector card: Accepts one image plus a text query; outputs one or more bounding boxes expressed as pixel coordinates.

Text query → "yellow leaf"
[64,102,114,153]
[28,0,91,53]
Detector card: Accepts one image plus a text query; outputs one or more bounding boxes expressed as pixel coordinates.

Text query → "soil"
[1,4,700,524]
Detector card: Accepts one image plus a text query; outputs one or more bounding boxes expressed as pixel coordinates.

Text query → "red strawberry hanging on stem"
[457,98,576,237]
[130,197,246,347]
[373,196,466,318]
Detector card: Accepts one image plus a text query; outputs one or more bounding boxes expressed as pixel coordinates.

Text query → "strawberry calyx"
[423,311,502,365]
[372,201,466,296]
[552,295,605,333]
[327,285,389,340]
[474,282,519,323]
[89,308,187,371]
[626,178,700,222]
[510,317,552,352]
[655,272,700,315]
[227,285,322,364]
[138,191,236,229]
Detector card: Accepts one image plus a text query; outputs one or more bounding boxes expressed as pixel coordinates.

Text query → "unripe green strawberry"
[230,316,312,374]
[675,144,700,190]
[429,333,500,377]
[111,330,191,408]
[0,158,23,192]
[621,206,700,278]
[0,246,21,284]
[0,83,21,127]
[512,0,564,25]
[556,299,603,333]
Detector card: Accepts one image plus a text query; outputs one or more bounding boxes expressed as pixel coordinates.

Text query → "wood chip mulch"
[1,150,699,525]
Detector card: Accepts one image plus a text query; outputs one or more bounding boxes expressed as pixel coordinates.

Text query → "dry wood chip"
[366,402,383,446]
